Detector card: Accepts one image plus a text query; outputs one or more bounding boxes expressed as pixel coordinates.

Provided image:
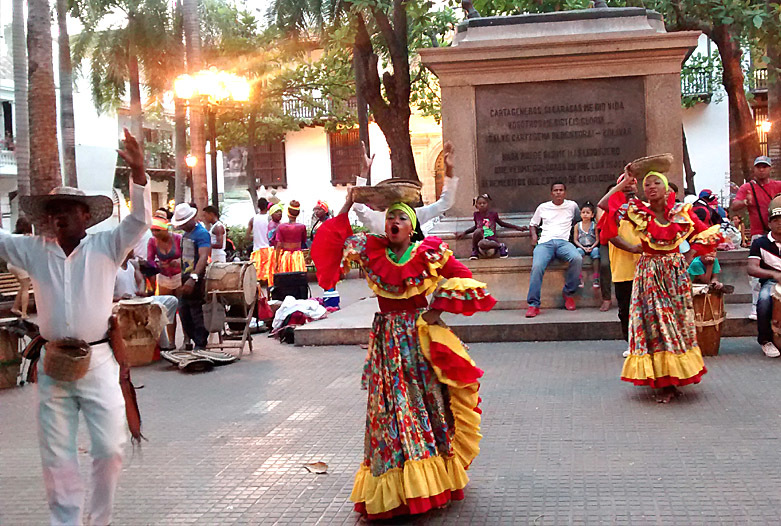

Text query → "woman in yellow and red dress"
[311,193,496,520]
[269,200,307,286]
[605,168,721,403]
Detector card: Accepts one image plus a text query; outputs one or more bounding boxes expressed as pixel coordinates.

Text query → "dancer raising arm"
[311,188,496,520]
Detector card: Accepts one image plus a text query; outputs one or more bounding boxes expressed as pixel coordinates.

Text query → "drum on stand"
[113,297,166,367]
[692,283,725,357]
[204,262,257,306]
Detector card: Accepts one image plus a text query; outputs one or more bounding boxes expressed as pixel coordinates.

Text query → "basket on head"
[43,339,91,382]
[352,179,423,211]
[627,154,674,178]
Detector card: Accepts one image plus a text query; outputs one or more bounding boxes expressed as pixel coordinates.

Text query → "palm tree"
[57,0,78,186]
[182,0,208,208]
[12,0,30,197]
[28,0,63,194]
[174,0,188,203]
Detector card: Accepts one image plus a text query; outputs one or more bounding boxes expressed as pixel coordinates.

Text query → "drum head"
[691,284,709,296]
[119,297,154,306]
[242,262,258,305]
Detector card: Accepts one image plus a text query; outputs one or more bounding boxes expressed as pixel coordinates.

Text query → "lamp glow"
[760,120,772,134]
[185,154,197,168]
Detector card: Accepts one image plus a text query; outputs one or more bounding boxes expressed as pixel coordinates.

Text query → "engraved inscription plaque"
[475,77,646,212]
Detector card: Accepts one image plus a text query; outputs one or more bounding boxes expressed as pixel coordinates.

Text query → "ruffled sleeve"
[598,192,628,244]
[686,209,723,255]
[310,214,365,290]
[430,256,497,315]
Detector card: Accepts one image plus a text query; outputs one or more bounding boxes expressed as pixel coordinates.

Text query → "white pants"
[750,234,763,311]
[150,295,179,348]
[37,345,127,526]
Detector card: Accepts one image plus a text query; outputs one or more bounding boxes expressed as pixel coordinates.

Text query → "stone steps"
[294,298,756,346]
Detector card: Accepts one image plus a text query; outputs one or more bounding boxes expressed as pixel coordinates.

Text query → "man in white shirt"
[247,197,271,282]
[1,129,151,525]
[526,181,582,317]
[352,142,457,234]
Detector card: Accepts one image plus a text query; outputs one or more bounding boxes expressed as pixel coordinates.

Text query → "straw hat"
[20,187,113,230]
[170,203,198,227]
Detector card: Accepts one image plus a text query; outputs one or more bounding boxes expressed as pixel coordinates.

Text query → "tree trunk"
[353,49,371,184]
[27,0,62,194]
[246,110,259,212]
[12,0,30,197]
[183,0,208,209]
[682,125,696,194]
[353,13,418,182]
[767,23,781,175]
[174,0,187,204]
[128,51,144,148]
[712,24,761,183]
[57,0,77,187]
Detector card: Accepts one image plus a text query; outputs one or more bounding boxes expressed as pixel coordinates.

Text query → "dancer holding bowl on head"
[311,186,496,520]
[602,158,721,403]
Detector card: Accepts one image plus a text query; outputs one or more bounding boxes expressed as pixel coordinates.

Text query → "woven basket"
[43,341,91,382]
[627,154,674,178]
[352,179,422,210]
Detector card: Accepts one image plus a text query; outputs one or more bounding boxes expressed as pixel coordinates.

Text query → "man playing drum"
[748,205,781,358]
[0,129,151,525]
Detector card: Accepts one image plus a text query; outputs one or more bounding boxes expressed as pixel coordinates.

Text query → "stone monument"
[420,7,700,225]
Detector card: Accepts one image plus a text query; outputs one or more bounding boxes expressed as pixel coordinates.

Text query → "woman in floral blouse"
[605,166,721,403]
[311,190,496,519]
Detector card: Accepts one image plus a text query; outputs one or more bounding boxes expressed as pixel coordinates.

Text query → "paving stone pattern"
[2,337,781,525]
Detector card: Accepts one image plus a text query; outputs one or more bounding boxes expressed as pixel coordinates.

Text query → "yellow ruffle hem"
[621,347,706,387]
[350,455,470,516]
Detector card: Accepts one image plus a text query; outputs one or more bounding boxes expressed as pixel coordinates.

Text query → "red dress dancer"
[311,212,496,519]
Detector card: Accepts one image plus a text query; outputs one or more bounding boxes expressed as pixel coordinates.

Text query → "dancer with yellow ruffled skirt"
[604,167,722,403]
[311,191,496,520]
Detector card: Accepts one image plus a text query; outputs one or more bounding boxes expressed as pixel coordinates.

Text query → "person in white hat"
[170,202,211,350]
[0,129,151,526]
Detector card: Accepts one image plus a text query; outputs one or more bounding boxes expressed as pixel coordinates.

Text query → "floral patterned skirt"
[351,309,482,519]
[621,252,707,388]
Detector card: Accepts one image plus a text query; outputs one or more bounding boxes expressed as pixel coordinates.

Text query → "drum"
[205,262,257,305]
[0,324,20,389]
[692,284,725,357]
[771,283,781,350]
[112,298,166,367]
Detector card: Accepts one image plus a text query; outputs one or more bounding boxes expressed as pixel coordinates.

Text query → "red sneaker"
[525,306,540,318]
[564,295,576,311]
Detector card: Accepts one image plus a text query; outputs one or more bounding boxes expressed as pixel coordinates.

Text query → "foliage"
[681,49,726,108]
[226,225,253,256]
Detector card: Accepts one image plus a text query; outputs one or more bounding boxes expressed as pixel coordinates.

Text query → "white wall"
[681,34,730,202]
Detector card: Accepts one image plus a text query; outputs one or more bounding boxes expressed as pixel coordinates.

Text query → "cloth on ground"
[271,296,328,330]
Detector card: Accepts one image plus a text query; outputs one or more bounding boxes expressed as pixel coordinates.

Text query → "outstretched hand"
[443,141,455,178]
[117,128,146,184]
[360,141,375,178]
[421,309,446,327]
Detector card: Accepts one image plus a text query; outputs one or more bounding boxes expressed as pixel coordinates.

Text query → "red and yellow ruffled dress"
[311,213,496,520]
[250,248,273,282]
[620,194,722,388]
[269,222,307,286]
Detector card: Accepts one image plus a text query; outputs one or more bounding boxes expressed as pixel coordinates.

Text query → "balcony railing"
[751,68,768,92]
[681,68,713,98]
[283,96,358,121]
[0,150,15,169]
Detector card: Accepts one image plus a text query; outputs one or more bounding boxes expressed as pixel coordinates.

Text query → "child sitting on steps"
[457,193,527,259]
[573,202,601,288]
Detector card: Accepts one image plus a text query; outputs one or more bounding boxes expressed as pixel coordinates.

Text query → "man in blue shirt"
[171,203,211,349]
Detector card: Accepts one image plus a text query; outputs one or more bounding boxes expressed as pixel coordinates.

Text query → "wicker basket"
[627,154,674,178]
[43,340,91,382]
[352,179,422,210]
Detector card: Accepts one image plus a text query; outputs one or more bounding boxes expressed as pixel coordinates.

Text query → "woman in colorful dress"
[311,191,496,519]
[269,200,307,286]
[605,168,721,403]
[147,215,183,348]
[309,200,332,243]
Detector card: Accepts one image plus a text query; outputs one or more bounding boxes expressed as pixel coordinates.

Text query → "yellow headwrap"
[643,171,669,191]
[386,202,418,230]
[269,203,284,216]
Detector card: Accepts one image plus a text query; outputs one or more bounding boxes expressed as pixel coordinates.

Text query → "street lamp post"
[173,68,250,208]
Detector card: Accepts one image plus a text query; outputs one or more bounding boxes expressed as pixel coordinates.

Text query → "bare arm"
[748,258,781,281]
[246,217,254,241]
[496,217,526,231]
[730,199,748,213]
[609,235,641,253]
[572,224,584,249]
[211,225,225,249]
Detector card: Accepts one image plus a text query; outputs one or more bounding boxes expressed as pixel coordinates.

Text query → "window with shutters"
[252,139,287,188]
[329,129,362,185]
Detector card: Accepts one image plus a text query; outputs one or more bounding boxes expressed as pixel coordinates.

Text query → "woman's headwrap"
[315,200,329,214]
[269,203,284,217]
[643,171,669,191]
[287,201,301,217]
[151,216,169,231]
[386,202,418,230]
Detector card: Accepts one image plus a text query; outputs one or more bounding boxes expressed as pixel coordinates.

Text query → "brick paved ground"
[2,336,781,525]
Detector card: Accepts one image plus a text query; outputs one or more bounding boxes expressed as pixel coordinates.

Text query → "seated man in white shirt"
[114,251,179,350]
[526,182,582,317]
[352,141,457,234]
